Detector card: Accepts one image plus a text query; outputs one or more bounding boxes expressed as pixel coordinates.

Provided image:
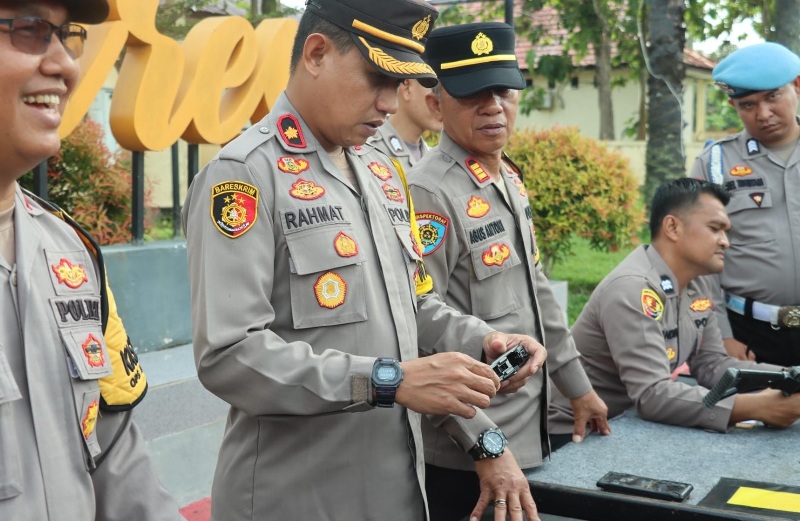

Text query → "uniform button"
[258,126,269,133]
[444,156,452,163]
[708,413,716,420]
[11,272,17,286]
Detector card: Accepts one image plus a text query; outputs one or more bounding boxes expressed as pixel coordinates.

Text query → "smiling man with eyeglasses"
[0,1,183,520]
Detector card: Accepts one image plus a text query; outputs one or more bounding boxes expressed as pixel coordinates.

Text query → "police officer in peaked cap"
[409,21,609,521]
[182,2,548,520]
[691,41,800,366]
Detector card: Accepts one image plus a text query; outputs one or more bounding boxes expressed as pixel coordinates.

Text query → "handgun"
[703,366,800,408]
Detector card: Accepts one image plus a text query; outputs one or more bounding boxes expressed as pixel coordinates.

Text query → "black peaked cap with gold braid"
[424,22,525,98]
[305,0,439,87]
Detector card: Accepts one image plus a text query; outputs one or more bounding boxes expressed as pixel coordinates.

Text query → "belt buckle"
[778,306,800,328]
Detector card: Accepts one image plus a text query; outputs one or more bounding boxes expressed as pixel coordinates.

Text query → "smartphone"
[596,471,693,502]
[490,345,530,382]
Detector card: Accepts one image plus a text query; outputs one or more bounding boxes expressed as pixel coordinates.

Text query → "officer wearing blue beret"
[691,42,800,366]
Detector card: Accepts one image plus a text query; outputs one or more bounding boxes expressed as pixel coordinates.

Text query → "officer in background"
[409,22,610,521]
[0,0,182,519]
[182,1,547,520]
[368,78,442,172]
[549,179,800,439]
[691,42,800,366]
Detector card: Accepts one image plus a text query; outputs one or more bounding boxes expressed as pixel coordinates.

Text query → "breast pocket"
[468,239,522,320]
[286,226,368,329]
[726,188,775,245]
[0,343,23,500]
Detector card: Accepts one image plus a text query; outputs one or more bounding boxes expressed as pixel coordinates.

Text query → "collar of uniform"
[268,92,321,154]
[437,131,496,188]
[379,119,410,157]
[15,184,44,217]
[644,245,679,299]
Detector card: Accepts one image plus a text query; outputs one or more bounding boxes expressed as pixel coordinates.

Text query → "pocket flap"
[60,328,113,380]
[0,345,22,405]
[727,189,772,213]
[286,227,364,275]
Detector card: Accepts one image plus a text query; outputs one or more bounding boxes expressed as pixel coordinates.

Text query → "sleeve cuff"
[551,358,592,399]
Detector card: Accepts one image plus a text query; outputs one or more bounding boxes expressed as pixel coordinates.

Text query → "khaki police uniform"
[182,93,498,521]
[368,118,429,173]
[548,245,781,434]
[691,128,800,365]
[0,186,180,520]
[410,133,592,470]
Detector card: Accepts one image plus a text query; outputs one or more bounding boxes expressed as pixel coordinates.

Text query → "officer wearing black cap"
[183,3,549,520]
[409,22,609,521]
[691,42,800,366]
[1,0,182,519]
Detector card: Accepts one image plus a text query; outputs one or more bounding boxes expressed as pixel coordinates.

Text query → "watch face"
[483,431,505,455]
[376,365,398,382]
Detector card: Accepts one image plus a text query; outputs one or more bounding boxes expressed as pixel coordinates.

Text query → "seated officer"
[409,22,609,521]
[691,42,800,366]
[368,79,442,172]
[549,179,800,446]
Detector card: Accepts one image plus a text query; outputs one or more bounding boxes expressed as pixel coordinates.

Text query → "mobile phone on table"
[596,471,693,502]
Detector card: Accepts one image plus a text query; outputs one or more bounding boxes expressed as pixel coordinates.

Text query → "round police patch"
[416,212,448,255]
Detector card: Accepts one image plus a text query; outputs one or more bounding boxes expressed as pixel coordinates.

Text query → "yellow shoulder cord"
[390,159,434,296]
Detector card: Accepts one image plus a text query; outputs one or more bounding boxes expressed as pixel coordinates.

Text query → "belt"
[725,293,800,329]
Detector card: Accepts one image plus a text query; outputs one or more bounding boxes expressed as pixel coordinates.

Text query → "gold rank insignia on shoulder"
[471,32,494,56]
[412,15,431,40]
[278,114,307,149]
[466,158,490,184]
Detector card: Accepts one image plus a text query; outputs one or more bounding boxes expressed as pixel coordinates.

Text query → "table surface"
[526,410,800,506]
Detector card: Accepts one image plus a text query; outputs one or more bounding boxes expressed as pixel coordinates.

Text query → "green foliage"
[506,126,645,277]
[156,0,299,40]
[20,118,152,245]
[705,87,742,133]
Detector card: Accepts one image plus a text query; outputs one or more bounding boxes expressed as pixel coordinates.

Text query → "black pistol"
[703,366,800,408]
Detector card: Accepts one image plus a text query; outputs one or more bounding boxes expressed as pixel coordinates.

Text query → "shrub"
[505,126,645,277]
[21,117,152,245]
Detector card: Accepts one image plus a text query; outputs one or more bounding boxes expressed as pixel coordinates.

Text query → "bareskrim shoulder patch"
[211,181,259,238]
[278,114,307,148]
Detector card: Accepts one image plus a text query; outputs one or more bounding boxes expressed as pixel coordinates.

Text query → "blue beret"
[713,42,800,98]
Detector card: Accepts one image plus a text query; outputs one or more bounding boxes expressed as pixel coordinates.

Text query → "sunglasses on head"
[0,16,87,59]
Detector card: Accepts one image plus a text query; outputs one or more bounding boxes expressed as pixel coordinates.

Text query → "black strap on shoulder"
[501,152,525,182]
[21,189,110,330]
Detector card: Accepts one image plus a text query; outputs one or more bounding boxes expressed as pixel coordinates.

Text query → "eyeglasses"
[0,17,87,59]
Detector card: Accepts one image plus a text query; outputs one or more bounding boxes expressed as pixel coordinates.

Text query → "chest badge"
[641,289,664,320]
[334,232,359,258]
[750,193,764,207]
[511,176,527,197]
[82,333,106,368]
[471,32,493,56]
[369,161,393,181]
[211,181,259,238]
[389,136,404,153]
[416,212,449,255]
[729,165,752,177]
[314,272,347,309]
[666,346,677,361]
[82,400,99,440]
[382,183,405,202]
[482,243,510,266]
[51,258,89,289]
[278,114,307,148]
[290,179,326,200]
[690,298,712,312]
[466,195,490,218]
[660,276,674,294]
[277,156,310,175]
[465,158,490,184]
[746,139,760,155]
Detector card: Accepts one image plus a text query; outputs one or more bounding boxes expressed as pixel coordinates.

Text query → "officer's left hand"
[483,333,547,394]
[569,389,611,443]
[470,449,540,521]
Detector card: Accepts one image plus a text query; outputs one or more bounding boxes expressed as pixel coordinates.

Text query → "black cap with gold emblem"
[8,0,110,24]
[304,0,438,87]
[424,22,525,98]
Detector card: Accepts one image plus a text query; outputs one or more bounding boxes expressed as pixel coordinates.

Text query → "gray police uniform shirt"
[690,124,800,337]
[367,118,428,173]
[0,186,180,520]
[548,245,780,434]
[182,93,496,521]
[408,133,591,471]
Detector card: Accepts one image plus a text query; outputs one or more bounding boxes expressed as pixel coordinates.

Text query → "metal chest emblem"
[512,176,526,197]
[314,272,346,309]
[471,32,493,56]
[641,289,664,320]
[666,347,677,361]
[369,161,393,181]
[411,14,431,40]
[277,156,310,175]
[82,400,99,440]
[465,158,490,184]
[51,258,89,289]
[278,114,306,148]
[750,193,764,207]
[482,243,511,266]
[689,298,712,312]
[660,276,674,294]
[82,333,106,368]
[729,165,752,177]
[290,179,326,200]
[211,181,259,238]
[334,232,359,258]
[382,183,405,202]
[416,212,449,255]
[466,195,490,218]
